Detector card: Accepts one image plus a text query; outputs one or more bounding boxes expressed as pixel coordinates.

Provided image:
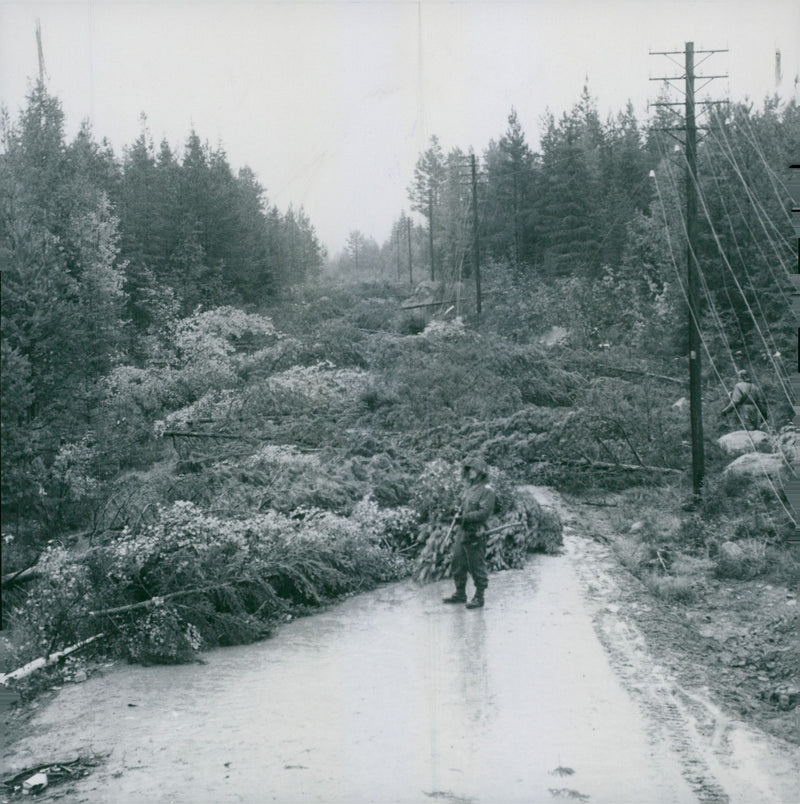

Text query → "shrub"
[644,572,699,603]
[246,363,370,418]
[700,472,761,519]
[558,374,686,474]
[351,495,419,550]
[308,320,369,368]
[344,297,398,333]
[396,311,427,335]
[614,536,660,577]
[173,306,276,367]
[765,545,800,586]
[713,539,769,580]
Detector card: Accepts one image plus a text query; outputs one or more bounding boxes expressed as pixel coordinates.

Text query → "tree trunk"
[0,634,105,685]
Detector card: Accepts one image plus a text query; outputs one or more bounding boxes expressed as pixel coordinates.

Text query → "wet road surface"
[4,499,799,803]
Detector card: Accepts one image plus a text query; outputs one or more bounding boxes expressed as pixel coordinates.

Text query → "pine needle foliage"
[5,502,408,668]
[411,461,562,583]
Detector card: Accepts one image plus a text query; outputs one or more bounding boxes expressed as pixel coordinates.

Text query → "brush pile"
[411,461,563,583]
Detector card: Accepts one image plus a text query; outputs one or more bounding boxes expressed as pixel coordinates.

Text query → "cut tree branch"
[483,522,525,536]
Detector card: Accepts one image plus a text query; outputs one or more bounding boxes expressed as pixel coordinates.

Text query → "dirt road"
[3,489,798,803]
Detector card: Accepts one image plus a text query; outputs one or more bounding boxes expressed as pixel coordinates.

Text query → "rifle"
[444,509,461,541]
[483,521,524,537]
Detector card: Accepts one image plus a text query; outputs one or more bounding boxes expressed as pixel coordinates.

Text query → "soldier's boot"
[442,587,467,604]
[465,590,485,609]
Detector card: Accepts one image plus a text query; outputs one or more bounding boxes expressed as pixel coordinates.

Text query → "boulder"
[672,397,689,412]
[717,430,771,457]
[723,452,785,479]
[719,541,744,561]
[773,426,800,463]
[538,326,569,348]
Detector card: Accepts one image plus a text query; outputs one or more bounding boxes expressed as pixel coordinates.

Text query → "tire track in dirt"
[566,542,729,801]
[523,487,793,804]
[589,601,730,803]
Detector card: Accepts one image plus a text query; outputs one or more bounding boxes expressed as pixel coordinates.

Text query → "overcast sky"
[2,0,799,255]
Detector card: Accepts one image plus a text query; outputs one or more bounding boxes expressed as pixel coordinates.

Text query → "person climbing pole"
[442,456,496,609]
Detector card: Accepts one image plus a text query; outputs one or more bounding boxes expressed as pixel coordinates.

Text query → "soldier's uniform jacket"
[460,482,495,538]
[724,381,768,421]
[730,381,755,407]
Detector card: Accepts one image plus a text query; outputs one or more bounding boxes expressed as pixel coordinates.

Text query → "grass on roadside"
[607,472,798,601]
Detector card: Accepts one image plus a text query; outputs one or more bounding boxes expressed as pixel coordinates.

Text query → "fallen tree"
[3,501,409,667]
[533,458,683,475]
[0,634,105,686]
[1,564,40,589]
[87,586,230,618]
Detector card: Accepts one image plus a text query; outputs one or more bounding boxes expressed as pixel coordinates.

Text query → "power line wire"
[708,127,795,280]
[711,119,795,268]
[681,138,794,407]
[663,134,791,412]
[699,143,790,370]
[658,126,789,394]
[700,137,791,307]
[655,139,746,387]
[652,146,795,524]
[737,105,795,221]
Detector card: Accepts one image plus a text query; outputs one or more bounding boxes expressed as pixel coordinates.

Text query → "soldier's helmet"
[463,456,489,479]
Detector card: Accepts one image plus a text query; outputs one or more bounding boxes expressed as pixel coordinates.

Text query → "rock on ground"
[538,326,569,348]
[717,430,771,457]
[719,541,744,561]
[723,452,786,479]
[773,426,800,463]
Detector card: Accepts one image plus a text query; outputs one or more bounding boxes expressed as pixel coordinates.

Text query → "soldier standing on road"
[442,456,496,610]
[721,370,768,430]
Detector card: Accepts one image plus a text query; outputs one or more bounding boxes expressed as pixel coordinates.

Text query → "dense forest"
[1,80,798,672]
[1,83,324,533]
[339,89,797,378]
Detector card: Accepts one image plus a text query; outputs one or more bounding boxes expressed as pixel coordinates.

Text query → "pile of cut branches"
[2,502,408,671]
[411,462,563,583]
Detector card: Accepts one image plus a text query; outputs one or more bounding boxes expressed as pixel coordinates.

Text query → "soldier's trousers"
[451,529,488,592]
[739,404,762,430]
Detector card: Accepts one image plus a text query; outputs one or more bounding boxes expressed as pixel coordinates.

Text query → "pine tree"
[538,85,605,276]
[484,108,538,269]
[408,136,447,278]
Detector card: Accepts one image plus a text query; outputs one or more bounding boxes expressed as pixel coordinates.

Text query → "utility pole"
[428,188,435,281]
[407,217,413,285]
[396,226,401,281]
[650,42,727,501]
[685,42,704,500]
[789,164,800,543]
[470,153,482,315]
